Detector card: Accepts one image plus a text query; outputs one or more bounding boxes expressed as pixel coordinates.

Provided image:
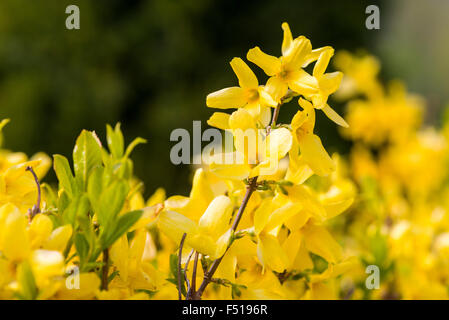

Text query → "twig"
[183,249,194,293]
[26,166,41,221]
[187,251,200,300]
[178,233,187,300]
[191,102,283,299]
[101,248,109,290]
[193,177,258,299]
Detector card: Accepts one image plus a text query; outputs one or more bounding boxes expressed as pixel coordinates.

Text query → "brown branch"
[101,248,109,290]
[183,249,194,294]
[26,166,41,221]
[191,102,283,299]
[187,251,200,300]
[177,233,187,300]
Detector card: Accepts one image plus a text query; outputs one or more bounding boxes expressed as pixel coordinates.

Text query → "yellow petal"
[229,109,260,163]
[292,241,313,271]
[288,69,318,96]
[207,112,230,130]
[247,47,281,76]
[56,272,100,300]
[244,103,272,128]
[319,182,355,219]
[257,233,289,273]
[284,211,310,231]
[210,154,251,180]
[286,185,326,220]
[110,235,129,282]
[43,225,73,252]
[198,195,232,237]
[302,46,334,68]
[265,127,292,160]
[303,225,342,263]
[292,99,315,136]
[258,87,277,107]
[321,104,348,127]
[130,229,147,265]
[147,188,166,206]
[299,133,335,176]
[2,207,30,261]
[230,57,258,89]
[188,233,217,258]
[214,229,232,259]
[281,230,302,269]
[30,152,52,180]
[313,47,334,78]
[206,87,247,109]
[283,37,312,71]
[281,22,293,56]
[131,204,163,231]
[229,108,257,130]
[30,249,64,279]
[189,168,215,218]
[264,202,303,234]
[28,214,53,249]
[319,71,343,95]
[265,76,288,103]
[254,199,275,235]
[158,210,199,244]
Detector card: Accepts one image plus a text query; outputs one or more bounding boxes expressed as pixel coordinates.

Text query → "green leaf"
[62,194,90,226]
[77,212,97,266]
[116,158,133,180]
[16,261,38,300]
[74,233,90,264]
[100,210,142,250]
[106,123,124,159]
[73,130,102,191]
[124,137,147,159]
[96,180,129,230]
[57,190,70,217]
[53,154,77,197]
[169,253,178,278]
[87,166,104,211]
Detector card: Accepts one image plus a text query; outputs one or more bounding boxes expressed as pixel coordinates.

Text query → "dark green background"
[0,0,447,197]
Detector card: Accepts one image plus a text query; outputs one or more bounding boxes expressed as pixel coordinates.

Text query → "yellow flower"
[247,23,316,103]
[159,195,233,259]
[207,58,276,127]
[288,98,335,177]
[209,109,292,180]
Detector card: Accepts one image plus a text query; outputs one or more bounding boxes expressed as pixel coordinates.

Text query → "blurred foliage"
[0,0,381,196]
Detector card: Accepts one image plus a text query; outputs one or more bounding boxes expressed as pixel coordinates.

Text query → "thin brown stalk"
[101,248,109,290]
[177,233,187,300]
[192,103,282,299]
[187,251,200,299]
[26,166,41,221]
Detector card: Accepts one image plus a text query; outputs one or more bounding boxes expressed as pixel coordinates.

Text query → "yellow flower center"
[278,68,290,80]
[247,89,259,103]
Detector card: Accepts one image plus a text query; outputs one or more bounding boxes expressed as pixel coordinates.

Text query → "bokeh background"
[0,0,448,197]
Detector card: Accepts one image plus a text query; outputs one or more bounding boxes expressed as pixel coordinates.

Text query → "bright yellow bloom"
[207,57,276,127]
[159,195,233,259]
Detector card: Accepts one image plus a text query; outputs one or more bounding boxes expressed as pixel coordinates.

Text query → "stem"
[267,103,281,135]
[183,249,194,294]
[192,103,283,299]
[101,248,109,290]
[194,177,258,299]
[26,166,41,221]
[187,251,199,300]
[177,233,187,300]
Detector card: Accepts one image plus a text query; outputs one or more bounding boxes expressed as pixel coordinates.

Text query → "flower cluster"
[332,51,449,299]
[158,22,355,300]
[0,23,355,300]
